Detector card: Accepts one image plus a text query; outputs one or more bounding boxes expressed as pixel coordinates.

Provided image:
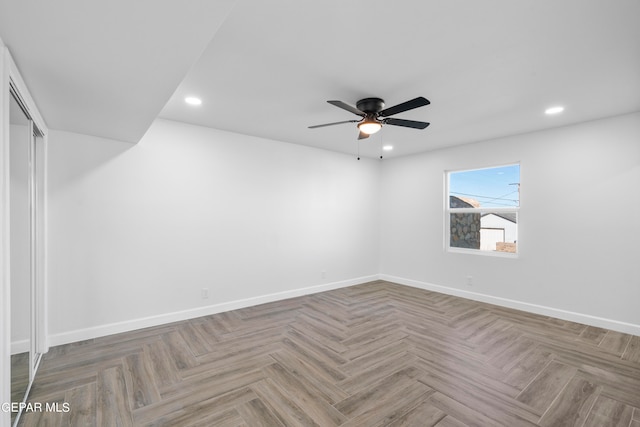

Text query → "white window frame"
[445,164,519,258]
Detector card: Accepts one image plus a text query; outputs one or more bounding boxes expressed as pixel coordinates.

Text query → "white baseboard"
[46,273,639,348]
[48,275,380,347]
[380,274,640,336]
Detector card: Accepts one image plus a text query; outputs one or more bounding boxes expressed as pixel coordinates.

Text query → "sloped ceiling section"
[0,0,237,143]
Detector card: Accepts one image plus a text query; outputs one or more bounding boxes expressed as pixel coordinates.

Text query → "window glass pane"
[449,164,520,208]
[450,211,518,252]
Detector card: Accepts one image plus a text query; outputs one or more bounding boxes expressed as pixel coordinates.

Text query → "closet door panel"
[9,92,31,415]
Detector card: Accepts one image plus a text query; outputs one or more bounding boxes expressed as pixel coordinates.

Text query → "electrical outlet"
[466,276,473,286]
[201,288,209,299]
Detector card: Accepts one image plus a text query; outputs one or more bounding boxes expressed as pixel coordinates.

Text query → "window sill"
[447,247,519,258]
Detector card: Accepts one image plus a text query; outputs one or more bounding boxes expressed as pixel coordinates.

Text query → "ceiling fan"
[309,96,430,140]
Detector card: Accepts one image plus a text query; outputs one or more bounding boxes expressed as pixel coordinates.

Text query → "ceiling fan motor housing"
[356,98,385,114]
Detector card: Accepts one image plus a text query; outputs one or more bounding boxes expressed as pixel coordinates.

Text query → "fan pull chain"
[357,139,360,160]
[379,132,383,160]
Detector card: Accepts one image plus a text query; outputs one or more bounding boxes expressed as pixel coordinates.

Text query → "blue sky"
[449,164,520,208]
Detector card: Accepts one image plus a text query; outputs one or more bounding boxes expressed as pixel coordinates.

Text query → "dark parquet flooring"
[19,281,640,426]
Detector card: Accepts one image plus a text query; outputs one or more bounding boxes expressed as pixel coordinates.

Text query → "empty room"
[1,1,639,426]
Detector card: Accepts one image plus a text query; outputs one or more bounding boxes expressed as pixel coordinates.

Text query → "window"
[446,164,520,256]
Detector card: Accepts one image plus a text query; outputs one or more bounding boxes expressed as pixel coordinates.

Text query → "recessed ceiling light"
[545,106,564,115]
[382,145,394,151]
[185,96,202,106]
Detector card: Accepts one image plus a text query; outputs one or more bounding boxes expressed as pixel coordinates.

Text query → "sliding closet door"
[2,45,49,427]
[9,91,31,419]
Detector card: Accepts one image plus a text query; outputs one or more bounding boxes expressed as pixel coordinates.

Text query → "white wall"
[46,112,640,344]
[47,119,380,344]
[380,112,640,333]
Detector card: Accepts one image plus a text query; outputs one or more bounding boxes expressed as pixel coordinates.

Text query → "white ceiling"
[2,0,639,158]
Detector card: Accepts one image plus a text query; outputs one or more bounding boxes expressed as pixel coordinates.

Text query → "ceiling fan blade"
[379,97,430,117]
[308,120,359,129]
[327,100,365,117]
[358,131,370,140]
[384,118,430,129]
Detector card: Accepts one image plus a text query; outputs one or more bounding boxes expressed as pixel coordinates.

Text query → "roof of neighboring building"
[450,196,478,209]
[481,212,517,223]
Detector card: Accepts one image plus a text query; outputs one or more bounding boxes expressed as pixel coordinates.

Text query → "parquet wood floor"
[18,281,640,426]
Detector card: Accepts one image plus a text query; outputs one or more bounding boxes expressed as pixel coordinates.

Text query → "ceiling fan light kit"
[357,119,382,135]
[309,96,431,142]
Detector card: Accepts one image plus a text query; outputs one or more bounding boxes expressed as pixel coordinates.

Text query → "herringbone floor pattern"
[19,281,640,426]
